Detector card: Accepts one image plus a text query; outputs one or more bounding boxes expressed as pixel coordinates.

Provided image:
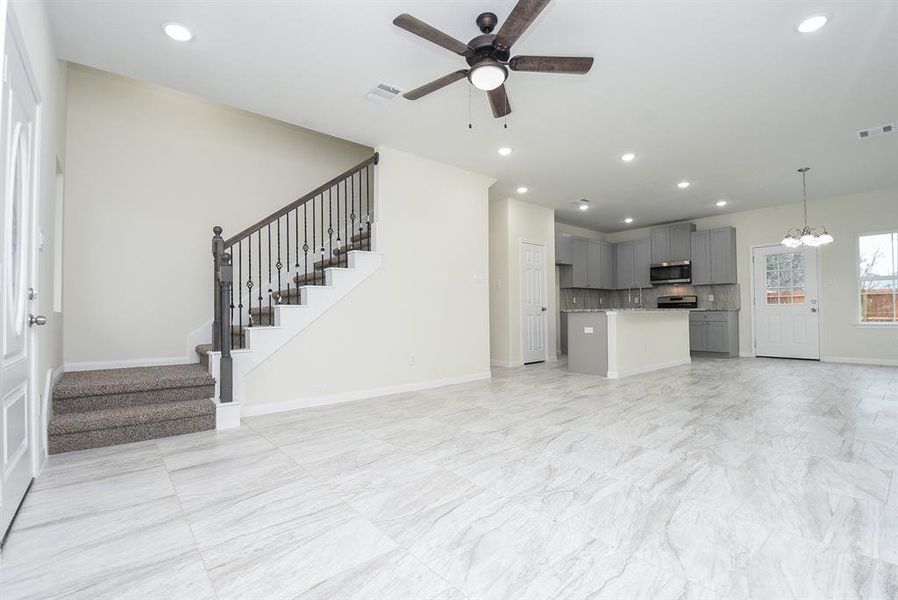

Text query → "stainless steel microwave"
[650,261,691,285]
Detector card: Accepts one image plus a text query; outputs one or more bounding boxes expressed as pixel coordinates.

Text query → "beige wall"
[555,222,606,241]
[62,65,372,366]
[490,195,557,366]
[10,1,68,456]
[607,187,898,364]
[243,147,493,408]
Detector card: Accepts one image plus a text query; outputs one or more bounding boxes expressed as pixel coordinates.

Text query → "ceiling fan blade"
[509,56,594,74]
[393,14,471,56]
[403,70,469,100]
[495,0,553,49]
[488,85,512,118]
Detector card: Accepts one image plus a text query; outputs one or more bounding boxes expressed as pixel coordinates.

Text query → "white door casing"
[520,240,547,364]
[752,245,821,359]
[1,18,39,538]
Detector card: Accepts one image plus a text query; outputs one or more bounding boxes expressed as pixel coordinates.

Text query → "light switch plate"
[708,293,714,302]
[584,327,594,334]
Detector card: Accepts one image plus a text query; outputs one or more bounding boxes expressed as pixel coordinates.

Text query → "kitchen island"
[566,310,691,378]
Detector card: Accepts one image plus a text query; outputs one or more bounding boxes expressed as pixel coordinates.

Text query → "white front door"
[752,245,820,359]
[0,22,39,539]
[520,241,547,364]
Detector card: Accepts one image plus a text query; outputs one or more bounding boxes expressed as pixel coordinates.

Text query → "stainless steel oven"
[650,261,691,285]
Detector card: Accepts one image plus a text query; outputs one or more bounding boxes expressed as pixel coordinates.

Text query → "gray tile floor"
[2,357,898,599]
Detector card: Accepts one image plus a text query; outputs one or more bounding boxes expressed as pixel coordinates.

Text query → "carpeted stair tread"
[313,255,348,270]
[54,364,214,400]
[49,398,215,435]
[49,415,215,454]
[54,384,214,414]
[333,242,370,256]
[351,231,371,243]
[292,271,326,286]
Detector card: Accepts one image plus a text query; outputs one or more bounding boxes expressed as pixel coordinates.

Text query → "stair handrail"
[222,153,379,248]
[210,153,379,403]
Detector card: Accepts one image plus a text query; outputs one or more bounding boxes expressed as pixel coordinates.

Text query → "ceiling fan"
[393,0,594,118]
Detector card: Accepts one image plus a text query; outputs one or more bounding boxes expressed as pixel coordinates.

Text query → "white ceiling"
[46,1,898,232]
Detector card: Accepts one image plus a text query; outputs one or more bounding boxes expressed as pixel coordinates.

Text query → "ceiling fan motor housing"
[476,12,498,34]
[466,34,511,65]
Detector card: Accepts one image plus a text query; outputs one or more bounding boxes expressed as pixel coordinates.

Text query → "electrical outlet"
[708,293,715,302]
[408,354,416,366]
[572,297,577,304]
[600,297,604,305]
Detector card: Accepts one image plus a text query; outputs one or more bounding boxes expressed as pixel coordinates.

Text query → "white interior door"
[752,245,820,359]
[1,24,39,539]
[520,241,547,364]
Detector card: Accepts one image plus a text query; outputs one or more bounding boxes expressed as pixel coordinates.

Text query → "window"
[858,232,898,324]
[765,251,806,304]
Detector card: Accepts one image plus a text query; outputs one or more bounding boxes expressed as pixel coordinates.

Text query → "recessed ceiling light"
[677,181,691,189]
[797,15,827,33]
[578,199,590,211]
[624,217,634,224]
[620,153,636,162]
[516,186,528,194]
[715,200,728,207]
[163,22,193,42]
[498,147,512,157]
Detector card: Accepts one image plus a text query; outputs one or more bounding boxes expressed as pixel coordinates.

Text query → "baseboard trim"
[490,359,522,368]
[64,356,194,371]
[739,352,755,358]
[241,370,493,417]
[822,356,898,367]
[607,357,692,379]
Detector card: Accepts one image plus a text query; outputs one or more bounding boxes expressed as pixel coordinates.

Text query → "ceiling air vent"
[365,82,403,106]
[857,123,895,140]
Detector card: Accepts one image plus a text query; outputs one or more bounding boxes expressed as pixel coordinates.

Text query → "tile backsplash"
[559,283,740,311]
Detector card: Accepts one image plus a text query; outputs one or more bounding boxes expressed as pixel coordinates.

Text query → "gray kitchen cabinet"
[587,241,603,288]
[600,241,615,289]
[651,223,695,263]
[670,223,695,262]
[690,230,712,285]
[710,227,737,283]
[615,241,635,289]
[560,311,568,354]
[688,311,739,356]
[572,237,589,287]
[690,226,737,285]
[555,233,573,265]
[634,238,652,287]
[650,227,671,264]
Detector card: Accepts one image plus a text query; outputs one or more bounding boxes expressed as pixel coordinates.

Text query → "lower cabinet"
[688,311,738,357]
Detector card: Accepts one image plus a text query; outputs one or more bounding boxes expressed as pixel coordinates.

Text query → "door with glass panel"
[752,245,820,359]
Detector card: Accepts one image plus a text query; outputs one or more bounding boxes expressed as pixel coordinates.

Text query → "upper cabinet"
[613,238,652,289]
[690,226,737,285]
[651,223,696,264]
[555,233,573,265]
[559,237,614,289]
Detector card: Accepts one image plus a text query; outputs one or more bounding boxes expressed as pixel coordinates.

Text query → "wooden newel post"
[212,226,224,351]
[218,251,234,403]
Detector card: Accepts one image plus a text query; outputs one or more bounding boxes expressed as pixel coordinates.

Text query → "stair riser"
[53,385,216,415]
[49,415,215,454]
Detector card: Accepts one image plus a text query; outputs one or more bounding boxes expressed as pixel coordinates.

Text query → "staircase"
[49,154,379,453]
[48,365,215,454]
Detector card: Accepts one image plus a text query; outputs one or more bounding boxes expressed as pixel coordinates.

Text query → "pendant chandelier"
[781,167,833,248]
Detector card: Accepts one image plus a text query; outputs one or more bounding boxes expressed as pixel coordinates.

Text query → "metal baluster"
[276,218,283,309]
[327,187,334,265]
[285,212,290,305]
[267,223,273,317]
[303,203,309,291]
[336,177,341,250]
[247,232,254,329]
[320,192,325,260]
[257,229,263,326]
[294,207,300,304]
[238,241,244,348]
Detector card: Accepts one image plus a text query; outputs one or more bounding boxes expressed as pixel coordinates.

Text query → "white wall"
[607,187,898,364]
[62,65,372,367]
[242,147,493,410]
[489,195,557,366]
[9,0,67,459]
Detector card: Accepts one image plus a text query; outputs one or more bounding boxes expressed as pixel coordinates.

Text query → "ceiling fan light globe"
[469,63,507,91]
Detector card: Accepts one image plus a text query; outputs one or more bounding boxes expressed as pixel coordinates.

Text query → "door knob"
[810,308,818,313]
[28,314,47,327]
[541,306,547,311]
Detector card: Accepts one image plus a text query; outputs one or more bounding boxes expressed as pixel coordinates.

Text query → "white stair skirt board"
[207,250,382,425]
[240,371,492,417]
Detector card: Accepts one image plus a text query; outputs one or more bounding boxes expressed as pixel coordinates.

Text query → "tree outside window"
[858,232,898,323]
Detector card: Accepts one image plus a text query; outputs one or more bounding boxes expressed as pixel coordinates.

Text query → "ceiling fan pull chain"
[468,83,473,130]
